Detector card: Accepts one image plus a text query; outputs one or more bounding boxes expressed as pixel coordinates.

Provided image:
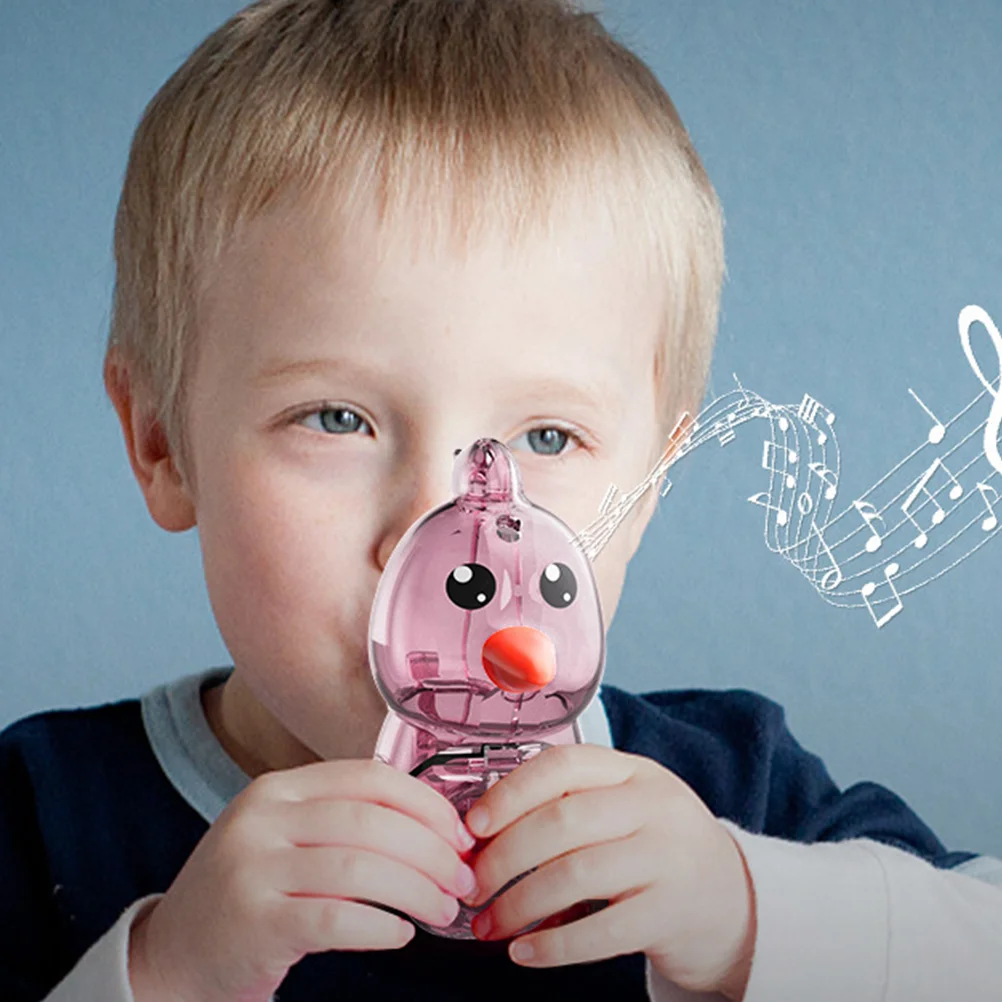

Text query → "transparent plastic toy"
[369,438,605,939]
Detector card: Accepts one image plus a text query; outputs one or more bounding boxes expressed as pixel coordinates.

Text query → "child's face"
[176,190,672,762]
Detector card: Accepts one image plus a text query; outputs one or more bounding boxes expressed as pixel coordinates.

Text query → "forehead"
[196,186,666,408]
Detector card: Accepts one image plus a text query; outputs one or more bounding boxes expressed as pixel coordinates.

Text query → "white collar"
[141,667,613,824]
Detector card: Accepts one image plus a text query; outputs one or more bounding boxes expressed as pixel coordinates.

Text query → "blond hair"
[108,0,724,468]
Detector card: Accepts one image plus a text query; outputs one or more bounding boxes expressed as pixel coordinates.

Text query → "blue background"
[2,1,1000,856]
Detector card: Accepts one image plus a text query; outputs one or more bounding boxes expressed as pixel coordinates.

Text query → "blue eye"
[510,427,579,457]
[296,408,582,456]
[529,428,567,455]
[301,407,370,434]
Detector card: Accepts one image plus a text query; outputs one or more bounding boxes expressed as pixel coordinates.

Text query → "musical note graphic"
[798,394,836,443]
[797,394,822,423]
[712,416,737,447]
[810,524,842,591]
[959,305,1002,477]
[575,305,1001,631]
[733,373,752,407]
[748,492,789,526]
[762,441,797,489]
[808,462,838,501]
[978,482,999,532]
[900,458,963,549]
[575,412,695,560]
[908,388,946,445]
[860,563,903,629]
[852,500,884,553]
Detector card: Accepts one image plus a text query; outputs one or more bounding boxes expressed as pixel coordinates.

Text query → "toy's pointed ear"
[104,348,196,532]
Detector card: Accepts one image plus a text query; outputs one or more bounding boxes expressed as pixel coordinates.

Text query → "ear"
[104,348,196,532]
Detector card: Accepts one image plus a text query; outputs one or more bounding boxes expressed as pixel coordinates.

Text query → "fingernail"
[440,897,460,926]
[511,939,535,962]
[466,806,489,836]
[456,819,476,850]
[472,910,493,940]
[456,864,477,897]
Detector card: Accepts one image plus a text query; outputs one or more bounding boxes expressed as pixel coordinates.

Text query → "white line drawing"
[861,563,904,629]
[977,482,999,532]
[908,388,946,445]
[575,305,1002,630]
[959,305,1002,476]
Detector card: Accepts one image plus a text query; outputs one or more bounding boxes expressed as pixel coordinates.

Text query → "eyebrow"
[254,358,368,385]
[497,376,622,418]
[253,357,621,416]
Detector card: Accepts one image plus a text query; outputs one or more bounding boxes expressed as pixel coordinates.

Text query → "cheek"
[574,463,654,627]
[591,539,630,627]
[194,457,360,652]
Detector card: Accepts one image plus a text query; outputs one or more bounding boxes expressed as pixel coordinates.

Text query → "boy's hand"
[461,744,756,1001]
[128,759,477,1002]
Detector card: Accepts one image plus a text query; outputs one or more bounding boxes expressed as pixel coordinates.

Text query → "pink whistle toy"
[369,438,605,939]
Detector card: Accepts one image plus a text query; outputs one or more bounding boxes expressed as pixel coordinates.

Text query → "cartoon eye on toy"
[539,561,577,608]
[445,562,497,609]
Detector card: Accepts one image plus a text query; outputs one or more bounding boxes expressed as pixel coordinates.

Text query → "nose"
[374,447,463,571]
[481,626,557,694]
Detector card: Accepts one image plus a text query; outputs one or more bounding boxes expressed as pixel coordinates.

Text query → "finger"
[531,899,609,933]
[244,759,472,853]
[278,845,462,930]
[283,798,476,899]
[464,745,645,840]
[278,894,416,956]
[504,889,659,968]
[467,783,644,907]
[473,833,652,942]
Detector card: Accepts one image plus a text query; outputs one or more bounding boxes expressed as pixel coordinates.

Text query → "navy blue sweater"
[0,683,972,1001]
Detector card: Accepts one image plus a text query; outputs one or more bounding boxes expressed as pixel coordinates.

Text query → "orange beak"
[481,626,557,694]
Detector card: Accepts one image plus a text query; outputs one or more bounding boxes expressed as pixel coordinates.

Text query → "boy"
[2,1,1001,1000]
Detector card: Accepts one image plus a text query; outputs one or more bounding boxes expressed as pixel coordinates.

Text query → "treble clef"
[959,305,1002,477]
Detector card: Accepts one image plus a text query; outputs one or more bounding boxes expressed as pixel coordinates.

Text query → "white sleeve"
[645,823,1002,1002]
[44,894,161,1002]
[646,961,728,1001]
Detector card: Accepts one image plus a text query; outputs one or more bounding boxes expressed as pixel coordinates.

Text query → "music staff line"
[741,398,999,607]
[786,397,999,584]
[821,474,1000,606]
[694,375,999,584]
[574,304,1002,630]
[818,382,998,551]
[771,406,996,572]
